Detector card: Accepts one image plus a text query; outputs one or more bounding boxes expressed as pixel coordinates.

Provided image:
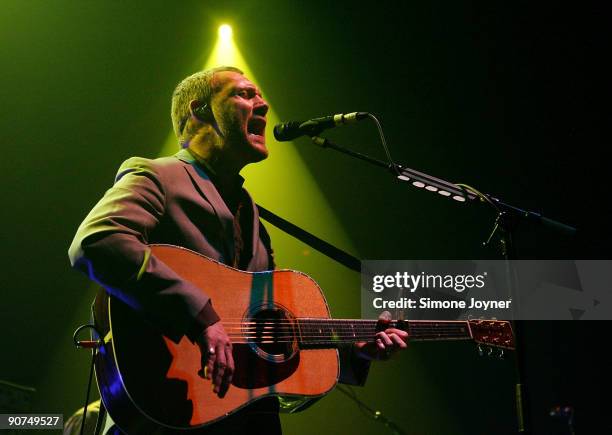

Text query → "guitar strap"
[256,204,361,273]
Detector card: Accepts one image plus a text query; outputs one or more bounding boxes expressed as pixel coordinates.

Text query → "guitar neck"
[296,319,472,348]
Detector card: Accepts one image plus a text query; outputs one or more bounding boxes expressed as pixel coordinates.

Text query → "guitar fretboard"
[295,319,472,348]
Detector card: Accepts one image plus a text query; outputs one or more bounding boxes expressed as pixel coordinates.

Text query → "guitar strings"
[216,319,485,323]
[219,338,508,347]
[219,323,478,331]
[222,330,473,338]
[224,331,473,339]
[222,327,498,334]
[221,329,474,334]
[226,334,476,339]
[218,320,499,330]
[192,318,504,343]
[226,326,470,335]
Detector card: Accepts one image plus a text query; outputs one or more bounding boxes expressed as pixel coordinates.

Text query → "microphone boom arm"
[307,134,575,236]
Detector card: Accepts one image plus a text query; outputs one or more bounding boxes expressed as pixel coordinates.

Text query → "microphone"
[274,112,369,141]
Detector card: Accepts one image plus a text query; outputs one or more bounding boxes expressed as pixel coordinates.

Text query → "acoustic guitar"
[92,244,514,434]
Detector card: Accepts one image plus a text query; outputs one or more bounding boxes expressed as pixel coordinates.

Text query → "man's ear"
[188,100,200,117]
[189,99,213,123]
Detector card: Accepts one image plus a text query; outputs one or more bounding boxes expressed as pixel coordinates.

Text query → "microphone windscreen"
[273,121,303,142]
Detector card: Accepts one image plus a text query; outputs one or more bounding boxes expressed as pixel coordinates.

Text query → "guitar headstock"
[468,319,515,351]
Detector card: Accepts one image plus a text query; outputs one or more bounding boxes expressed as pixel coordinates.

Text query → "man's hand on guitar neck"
[196,322,235,398]
[353,311,409,361]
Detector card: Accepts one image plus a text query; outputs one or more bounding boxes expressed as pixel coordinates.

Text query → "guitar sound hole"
[248,308,298,362]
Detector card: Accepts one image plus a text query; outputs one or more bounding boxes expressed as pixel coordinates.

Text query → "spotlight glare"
[219,24,233,40]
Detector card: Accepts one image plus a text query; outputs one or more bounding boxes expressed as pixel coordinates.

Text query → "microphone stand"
[307,134,577,435]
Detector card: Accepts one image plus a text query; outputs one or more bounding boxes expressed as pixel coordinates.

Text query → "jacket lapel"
[174,148,235,265]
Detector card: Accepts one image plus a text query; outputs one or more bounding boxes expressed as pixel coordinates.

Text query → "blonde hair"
[170,66,243,141]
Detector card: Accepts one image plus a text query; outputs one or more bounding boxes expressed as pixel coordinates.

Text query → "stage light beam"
[219,24,233,40]
[159,23,358,290]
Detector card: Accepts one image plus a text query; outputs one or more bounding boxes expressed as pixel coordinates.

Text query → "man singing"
[68,66,408,434]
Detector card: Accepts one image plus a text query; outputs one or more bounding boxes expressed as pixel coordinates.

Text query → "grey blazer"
[68,148,368,385]
[68,148,272,342]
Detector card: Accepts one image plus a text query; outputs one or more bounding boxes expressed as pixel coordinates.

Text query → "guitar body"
[92,245,339,434]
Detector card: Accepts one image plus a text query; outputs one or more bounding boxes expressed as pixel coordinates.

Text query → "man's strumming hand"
[196,322,234,398]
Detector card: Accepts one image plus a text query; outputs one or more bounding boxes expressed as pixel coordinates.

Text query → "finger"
[378,311,392,322]
[199,345,213,379]
[213,344,227,395]
[219,344,234,398]
[377,331,393,347]
[206,347,215,380]
[386,328,409,339]
[198,351,206,378]
[389,333,408,349]
[227,343,235,379]
[376,338,385,350]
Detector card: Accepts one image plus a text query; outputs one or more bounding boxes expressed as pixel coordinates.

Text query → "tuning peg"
[498,349,505,360]
[477,344,484,357]
[487,346,494,357]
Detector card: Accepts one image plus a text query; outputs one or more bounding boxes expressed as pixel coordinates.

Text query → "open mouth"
[247,117,267,137]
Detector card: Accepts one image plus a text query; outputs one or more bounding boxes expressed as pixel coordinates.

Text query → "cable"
[366,113,401,175]
[80,351,96,435]
[455,183,500,212]
[72,324,103,435]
